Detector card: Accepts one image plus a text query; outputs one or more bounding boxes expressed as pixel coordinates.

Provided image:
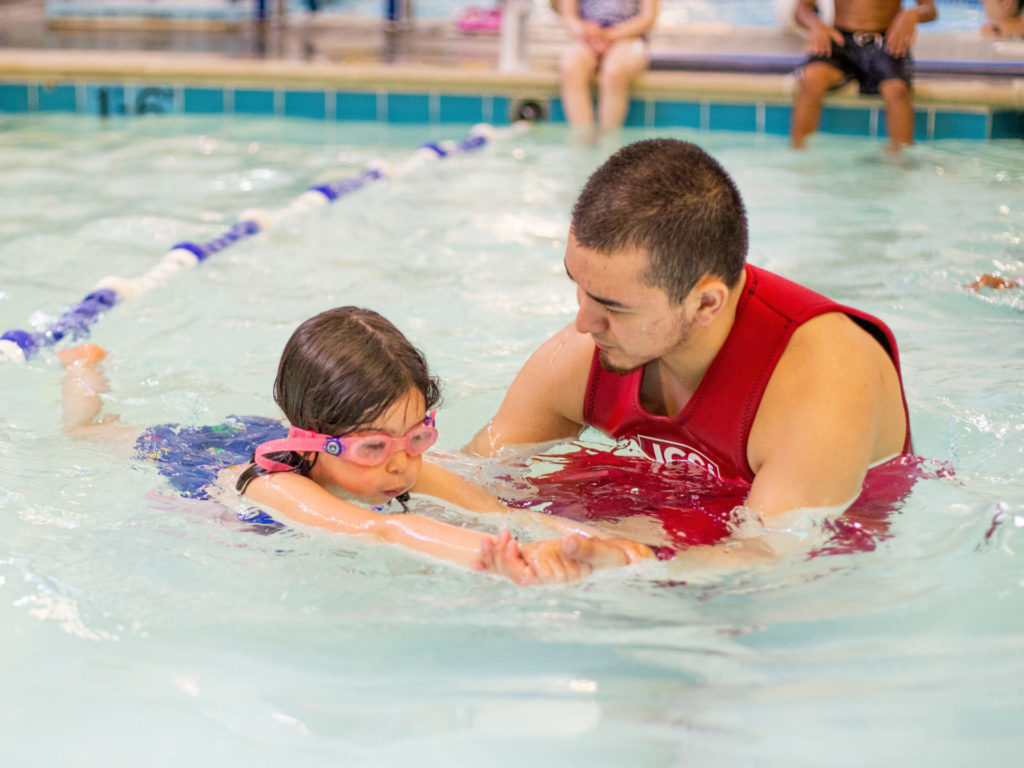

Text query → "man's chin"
[599,349,642,376]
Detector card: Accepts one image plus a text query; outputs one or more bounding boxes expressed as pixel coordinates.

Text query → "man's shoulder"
[533,322,596,365]
[782,311,886,367]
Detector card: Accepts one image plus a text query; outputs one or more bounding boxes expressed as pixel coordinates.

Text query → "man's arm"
[745,312,908,518]
[794,0,843,56]
[885,0,937,57]
[463,323,594,456]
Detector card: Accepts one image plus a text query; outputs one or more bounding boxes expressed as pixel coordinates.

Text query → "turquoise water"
[1,113,1023,765]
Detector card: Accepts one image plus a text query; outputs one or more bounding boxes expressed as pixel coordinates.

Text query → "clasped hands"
[579,20,612,55]
[474,529,655,585]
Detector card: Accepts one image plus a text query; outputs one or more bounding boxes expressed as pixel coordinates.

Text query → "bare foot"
[58,343,108,368]
[968,274,1024,291]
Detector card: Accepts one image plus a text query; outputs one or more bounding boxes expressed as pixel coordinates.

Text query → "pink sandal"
[457,6,502,33]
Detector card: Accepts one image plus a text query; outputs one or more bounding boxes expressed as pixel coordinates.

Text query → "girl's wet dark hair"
[571,139,748,304]
[237,307,441,494]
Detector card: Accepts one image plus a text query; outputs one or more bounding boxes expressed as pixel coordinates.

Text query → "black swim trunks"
[805,29,914,95]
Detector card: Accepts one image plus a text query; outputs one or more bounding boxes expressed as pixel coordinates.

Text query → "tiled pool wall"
[1,80,1022,140]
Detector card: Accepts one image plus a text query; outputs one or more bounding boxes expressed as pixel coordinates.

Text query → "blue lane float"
[0,122,527,364]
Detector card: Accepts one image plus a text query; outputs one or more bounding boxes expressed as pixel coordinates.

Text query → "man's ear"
[691,276,730,325]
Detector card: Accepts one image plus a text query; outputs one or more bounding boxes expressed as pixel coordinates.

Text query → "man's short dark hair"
[571,139,748,304]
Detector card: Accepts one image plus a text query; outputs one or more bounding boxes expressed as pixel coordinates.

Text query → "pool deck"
[1,0,1023,112]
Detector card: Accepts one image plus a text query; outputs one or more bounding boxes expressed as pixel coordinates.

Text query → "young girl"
[59,307,652,584]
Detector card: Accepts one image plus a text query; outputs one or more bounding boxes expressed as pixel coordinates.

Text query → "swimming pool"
[1,112,1022,765]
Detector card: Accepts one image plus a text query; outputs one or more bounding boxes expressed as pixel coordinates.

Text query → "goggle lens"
[340,419,438,466]
[254,413,438,473]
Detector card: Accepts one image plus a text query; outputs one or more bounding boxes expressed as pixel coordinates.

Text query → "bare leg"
[58,344,110,431]
[57,344,133,440]
[791,62,845,149]
[596,38,649,131]
[968,274,1024,291]
[879,78,914,151]
[560,40,599,131]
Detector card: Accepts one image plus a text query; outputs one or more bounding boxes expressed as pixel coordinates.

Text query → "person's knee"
[598,59,633,90]
[879,78,911,105]
[796,66,839,100]
[561,46,598,81]
[597,41,646,86]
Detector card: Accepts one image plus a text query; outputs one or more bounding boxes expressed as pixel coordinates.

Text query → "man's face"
[564,234,694,375]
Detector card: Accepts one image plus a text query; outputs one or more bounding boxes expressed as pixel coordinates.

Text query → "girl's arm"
[237,469,586,584]
[604,0,659,43]
[414,459,656,567]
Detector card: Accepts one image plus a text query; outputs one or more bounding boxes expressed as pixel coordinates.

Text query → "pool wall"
[1,50,1022,140]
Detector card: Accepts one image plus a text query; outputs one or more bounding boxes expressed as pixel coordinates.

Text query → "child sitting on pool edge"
[58,307,653,585]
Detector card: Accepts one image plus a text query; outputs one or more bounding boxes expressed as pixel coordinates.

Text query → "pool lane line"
[0,121,529,364]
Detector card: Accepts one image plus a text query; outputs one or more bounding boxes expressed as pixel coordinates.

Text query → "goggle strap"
[254,436,334,472]
[252,412,438,472]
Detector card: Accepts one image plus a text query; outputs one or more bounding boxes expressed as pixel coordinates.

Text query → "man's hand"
[885,9,918,57]
[560,534,655,568]
[475,530,594,585]
[805,24,843,57]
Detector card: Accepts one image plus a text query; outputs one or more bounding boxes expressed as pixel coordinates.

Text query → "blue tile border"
[134,86,175,115]
[336,91,378,121]
[932,110,989,141]
[83,84,126,116]
[234,88,276,115]
[0,83,30,112]
[763,104,792,136]
[439,94,484,124]
[991,110,1024,140]
[653,100,701,129]
[284,89,326,120]
[709,103,758,133]
[184,87,224,114]
[0,79,1020,140]
[386,92,430,123]
[36,83,77,112]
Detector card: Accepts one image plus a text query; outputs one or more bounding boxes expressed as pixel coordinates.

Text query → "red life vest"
[583,263,913,483]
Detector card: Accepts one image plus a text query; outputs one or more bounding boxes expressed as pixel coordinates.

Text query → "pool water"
[1,113,1022,765]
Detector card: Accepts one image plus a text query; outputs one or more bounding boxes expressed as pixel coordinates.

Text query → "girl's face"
[308,386,429,506]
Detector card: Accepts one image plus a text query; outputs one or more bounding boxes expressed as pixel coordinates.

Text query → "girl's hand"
[475,530,594,585]
[474,529,538,585]
[560,535,655,568]
[519,538,594,583]
[582,21,608,53]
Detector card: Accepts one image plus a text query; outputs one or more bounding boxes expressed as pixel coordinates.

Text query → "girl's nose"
[385,448,409,474]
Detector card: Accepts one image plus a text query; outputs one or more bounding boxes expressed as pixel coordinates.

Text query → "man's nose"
[574,289,607,335]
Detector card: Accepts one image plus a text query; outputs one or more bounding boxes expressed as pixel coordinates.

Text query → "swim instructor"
[465,138,912,526]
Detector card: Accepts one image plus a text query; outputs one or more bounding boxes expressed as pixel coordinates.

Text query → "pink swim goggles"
[255,412,438,471]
